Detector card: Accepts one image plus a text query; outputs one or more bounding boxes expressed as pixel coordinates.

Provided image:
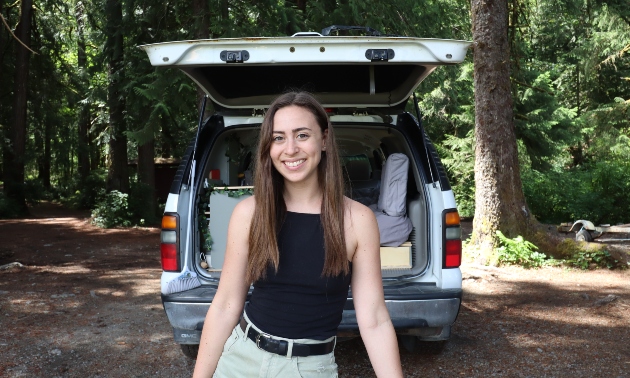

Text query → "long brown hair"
[246,92,348,283]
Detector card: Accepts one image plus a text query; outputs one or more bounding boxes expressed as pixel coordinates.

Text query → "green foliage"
[1,0,628,232]
[495,231,548,268]
[522,130,630,224]
[514,71,580,170]
[197,186,213,253]
[553,227,628,272]
[437,130,475,218]
[23,179,53,205]
[91,181,157,228]
[62,170,108,210]
[419,62,475,139]
[212,186,254,198]
[128,182,160,226]
[91,190,135,228]
[308,0,471,40]
[0,191,22,219]
[420,61,475,218]
[567,248,623,270]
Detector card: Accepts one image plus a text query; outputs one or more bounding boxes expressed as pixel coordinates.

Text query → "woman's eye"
[273,135,283,142]
[297,133,309,139]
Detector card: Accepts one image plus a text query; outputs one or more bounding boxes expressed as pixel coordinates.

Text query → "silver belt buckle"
[255,332,270,350]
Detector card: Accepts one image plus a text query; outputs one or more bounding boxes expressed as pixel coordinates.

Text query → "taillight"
[161,214,180,272]
[443,209,462,268]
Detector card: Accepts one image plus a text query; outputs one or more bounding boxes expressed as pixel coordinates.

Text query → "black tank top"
[245,212,352,340]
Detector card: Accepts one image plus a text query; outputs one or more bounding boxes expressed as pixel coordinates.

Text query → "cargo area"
[193,121,429,280]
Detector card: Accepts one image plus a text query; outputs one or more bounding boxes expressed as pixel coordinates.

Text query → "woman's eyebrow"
[293,127,311,132]
[272,127,312,134]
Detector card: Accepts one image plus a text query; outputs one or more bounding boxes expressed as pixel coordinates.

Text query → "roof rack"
[321,25,395,37]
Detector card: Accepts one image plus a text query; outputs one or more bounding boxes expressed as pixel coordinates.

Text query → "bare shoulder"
[343,197,379,262]
[343,197,378,243]
[230,196,256,225]
[344,196,377,228]
[234,195,256,211]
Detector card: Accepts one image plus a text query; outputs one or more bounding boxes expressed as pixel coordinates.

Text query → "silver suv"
[141,29,470,359]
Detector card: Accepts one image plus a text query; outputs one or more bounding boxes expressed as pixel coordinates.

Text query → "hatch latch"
[365,49,394,62]
[220,50,250,63]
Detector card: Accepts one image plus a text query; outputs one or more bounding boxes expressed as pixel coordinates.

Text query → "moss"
[465,218,629,270]
[463,240,499,266]
[554,239,584,259]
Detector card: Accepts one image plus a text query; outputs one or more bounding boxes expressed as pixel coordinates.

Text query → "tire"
[416,339,447,355]
[576,229,593,242]
[399,335,417,352]
[180,344,199,359]
[399,336,448,354]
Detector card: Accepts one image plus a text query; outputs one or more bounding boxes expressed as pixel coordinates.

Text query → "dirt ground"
[1,203,629,378]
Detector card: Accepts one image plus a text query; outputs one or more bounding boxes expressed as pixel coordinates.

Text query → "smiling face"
[270,105,328,186]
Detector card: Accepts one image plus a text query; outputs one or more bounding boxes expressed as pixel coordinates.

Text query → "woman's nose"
[285,138,299,154]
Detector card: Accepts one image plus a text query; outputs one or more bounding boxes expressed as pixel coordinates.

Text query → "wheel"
[180,344,199,359]
[576,229,593,242]
[399,335,417,352]
[415,339,447,355]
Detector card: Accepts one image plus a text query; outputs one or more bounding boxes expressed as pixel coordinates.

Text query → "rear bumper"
[163,284,462,344]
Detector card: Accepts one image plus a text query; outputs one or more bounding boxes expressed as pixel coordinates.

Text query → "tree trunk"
[105,0,128,193]
[76,1,91,182]
[90,138,102,171]
[42,121,51,189]
[3,0,33,214]
[34,118,50,189]
[220,0,229,30]
[470,0,535,260]
[193,0,209,38]
[284,0,306,35]
[213,0,229,37]
[160,128,172,159]
[0,6,4,156]
[137,138,157,224]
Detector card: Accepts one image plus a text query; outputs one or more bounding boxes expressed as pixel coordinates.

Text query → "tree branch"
[0,12,37,54]
[511,79,553,95]
[598,43,630,68]
[595,0,630,27]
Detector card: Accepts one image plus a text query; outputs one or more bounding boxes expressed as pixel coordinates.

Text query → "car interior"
[199,123,429,278]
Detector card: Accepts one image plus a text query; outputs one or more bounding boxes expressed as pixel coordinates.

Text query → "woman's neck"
[283,180,323,213]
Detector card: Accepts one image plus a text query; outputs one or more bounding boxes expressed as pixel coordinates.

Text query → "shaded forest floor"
[0,202,628,377]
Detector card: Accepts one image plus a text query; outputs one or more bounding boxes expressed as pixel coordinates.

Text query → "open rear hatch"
[143,34,470,280]
[139,36,470,110]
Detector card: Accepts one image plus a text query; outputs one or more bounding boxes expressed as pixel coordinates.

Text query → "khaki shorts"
[213,313,338,378]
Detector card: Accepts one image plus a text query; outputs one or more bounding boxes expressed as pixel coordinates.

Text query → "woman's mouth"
[284,159,305,168]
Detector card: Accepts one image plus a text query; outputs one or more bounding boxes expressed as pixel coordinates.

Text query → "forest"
[1,0,629,231]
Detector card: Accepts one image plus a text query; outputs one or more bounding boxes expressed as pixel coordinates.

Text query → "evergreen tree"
[471,0,534,256]
[3,0,33,215]
[104,0,128,193]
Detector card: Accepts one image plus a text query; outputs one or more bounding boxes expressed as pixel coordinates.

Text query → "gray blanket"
[370,153,413,247]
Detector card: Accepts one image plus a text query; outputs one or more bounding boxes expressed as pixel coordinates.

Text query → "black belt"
[239,318,335,357]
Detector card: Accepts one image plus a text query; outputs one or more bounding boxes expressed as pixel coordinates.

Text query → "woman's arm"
[192,197,254,378]
[349,203,403,378]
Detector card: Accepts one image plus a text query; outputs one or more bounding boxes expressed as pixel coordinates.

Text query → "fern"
[496,231,547,268]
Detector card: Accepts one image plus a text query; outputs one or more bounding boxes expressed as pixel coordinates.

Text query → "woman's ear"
[322,129,328,151]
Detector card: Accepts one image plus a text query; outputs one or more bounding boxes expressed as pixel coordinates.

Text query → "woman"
[193,92,403,377]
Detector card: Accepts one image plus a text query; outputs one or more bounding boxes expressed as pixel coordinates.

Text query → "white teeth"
[284,159,305,167]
